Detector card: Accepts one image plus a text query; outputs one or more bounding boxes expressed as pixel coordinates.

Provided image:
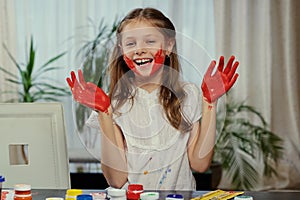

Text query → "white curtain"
[214,0,300,190]
[2,0,215,170]
[0,0,17,102]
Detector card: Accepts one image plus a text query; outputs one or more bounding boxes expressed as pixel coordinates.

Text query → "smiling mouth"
[134,58,153,66]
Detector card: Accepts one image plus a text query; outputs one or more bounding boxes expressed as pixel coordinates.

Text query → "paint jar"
[65,189,83,200]
[45,198,64,200]
[140,192,159,200]
[14,184,32,200]
[126,184,143,200]
[3,190,14,200]
[76,194,93,200]
[166,194,184,200]
[0,176,5,199]
[90,192,107,200]
[234,196,253,200]
[106,187,126,200]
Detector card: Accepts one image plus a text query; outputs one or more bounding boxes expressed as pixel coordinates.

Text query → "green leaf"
[5,78,21,85]
[33,82,70,93]
[238,104,267,126]
[20,71,32,92]
[26,36,36,77]
[33,66,65,79]
[0,66,19,79]
[38,52,66,72]
[2,43,23,72]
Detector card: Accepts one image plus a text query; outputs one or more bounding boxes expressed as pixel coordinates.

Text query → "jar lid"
[140,192,159,200]
[66,189,83,196]
[76,194,93,200]
[127,184,144,199]
[106,187,126,197]
[0,176,5,182]
[127,184,143,191]
[14,184,31,191]
[234,196,253,200]
[166,194,184,200]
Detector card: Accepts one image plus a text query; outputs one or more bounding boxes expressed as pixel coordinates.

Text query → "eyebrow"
[123,34,158,40]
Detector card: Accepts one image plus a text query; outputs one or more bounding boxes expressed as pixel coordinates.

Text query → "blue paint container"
[166,194,184,200]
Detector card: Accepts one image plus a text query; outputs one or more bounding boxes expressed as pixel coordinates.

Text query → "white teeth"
[135,58,152,65]
[136,59,150,63]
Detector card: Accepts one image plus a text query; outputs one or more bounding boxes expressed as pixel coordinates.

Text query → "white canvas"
[0,103,70,189]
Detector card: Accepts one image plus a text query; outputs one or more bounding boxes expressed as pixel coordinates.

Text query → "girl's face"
[120,20,174,77]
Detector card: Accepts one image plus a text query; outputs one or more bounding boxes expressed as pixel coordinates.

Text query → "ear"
[118,43,124,54]
[165,38,175,56]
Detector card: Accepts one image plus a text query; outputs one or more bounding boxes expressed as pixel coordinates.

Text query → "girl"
[67,7,239,190]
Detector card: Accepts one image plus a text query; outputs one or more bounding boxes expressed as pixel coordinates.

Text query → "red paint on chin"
[123,48,165,76]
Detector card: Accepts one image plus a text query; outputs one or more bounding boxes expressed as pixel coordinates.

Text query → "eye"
[122,39,136,48]
[146,40,156,44]
[125,41,135,47]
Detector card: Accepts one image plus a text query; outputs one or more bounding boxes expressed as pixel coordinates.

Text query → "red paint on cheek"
[123,54,139,74]
[150,48,165,75]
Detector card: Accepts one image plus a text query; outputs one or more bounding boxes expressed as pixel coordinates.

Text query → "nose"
[134,42,146,55]
[135,49,146,55]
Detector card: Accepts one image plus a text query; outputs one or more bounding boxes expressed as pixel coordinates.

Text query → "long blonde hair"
[108,8,192,133]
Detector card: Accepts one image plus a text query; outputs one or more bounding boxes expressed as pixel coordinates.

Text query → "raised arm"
[66,70,128,188]
[188,56,239,172]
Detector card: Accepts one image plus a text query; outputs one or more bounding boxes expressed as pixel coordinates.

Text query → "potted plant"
[75,19,119,133]
[210,95,284,190]
[0,36,71,164]
[0,36,70,103]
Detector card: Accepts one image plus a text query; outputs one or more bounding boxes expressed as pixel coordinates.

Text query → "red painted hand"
[66,69,110,113]
[201,55,239,103]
